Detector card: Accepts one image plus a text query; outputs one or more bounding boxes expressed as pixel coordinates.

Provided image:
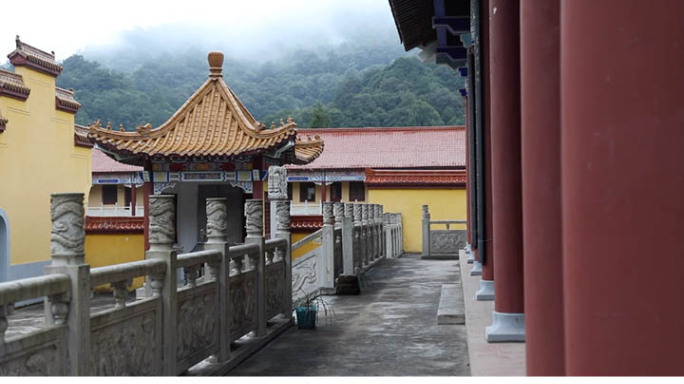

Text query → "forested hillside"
[56,43,465,129]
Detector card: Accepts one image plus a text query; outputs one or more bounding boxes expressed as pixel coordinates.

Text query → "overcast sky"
[1,0,398,62]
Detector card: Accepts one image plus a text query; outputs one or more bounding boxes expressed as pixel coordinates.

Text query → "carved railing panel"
[89,299,162,375]
[265,262,285,320]
[229,270,257,340]
[0,326,67,375]
[292,250,320,305]
[429,230,466,255]
[176,282,219,373]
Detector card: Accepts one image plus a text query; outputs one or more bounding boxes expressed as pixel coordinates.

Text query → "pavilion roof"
[88,52,323,166]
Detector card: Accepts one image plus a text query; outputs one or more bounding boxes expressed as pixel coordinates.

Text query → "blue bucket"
[296,305,317,329]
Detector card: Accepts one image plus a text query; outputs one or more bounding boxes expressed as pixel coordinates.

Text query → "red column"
[562,1,684,375]
[476,0,495,297]
[130,182,137,217]
[143,181,152,251]
[486,0,524,342]
[465,97,472,246]
[521,0,564,374]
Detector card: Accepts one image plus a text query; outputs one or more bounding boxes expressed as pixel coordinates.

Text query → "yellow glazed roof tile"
[88,52,310,160]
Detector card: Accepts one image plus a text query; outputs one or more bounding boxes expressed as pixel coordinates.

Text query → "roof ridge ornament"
[208,51,223,79]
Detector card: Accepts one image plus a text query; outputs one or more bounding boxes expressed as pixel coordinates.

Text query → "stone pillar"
[368,204,376,261]
[521,0,563,374]
[333,202,344,228]
[268,166,288,239]
[341,204,355,274]
[421,205,430,258]
[361,204,369,266]
[244,199,266,337]
[144,194,177,375]
[204,198,231,364]
[44,193,90,376]
[562,1,684,375]
[352,203,362,272]
[274,200,293,315]
[320,202,335,291]
[376,204,387,257]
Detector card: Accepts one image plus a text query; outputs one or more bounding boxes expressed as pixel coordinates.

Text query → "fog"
[1,0,402,67]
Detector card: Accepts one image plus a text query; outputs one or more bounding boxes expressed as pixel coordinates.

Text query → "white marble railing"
[291,202,403,301]
[0,194,293,376]
[290,202,322,216]
[87,204,145,217]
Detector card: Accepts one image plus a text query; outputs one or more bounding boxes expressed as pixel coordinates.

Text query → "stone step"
[437,283,466,325]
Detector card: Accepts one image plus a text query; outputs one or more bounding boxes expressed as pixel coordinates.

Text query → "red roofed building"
[88,145,144,217]
[286,126,466,253]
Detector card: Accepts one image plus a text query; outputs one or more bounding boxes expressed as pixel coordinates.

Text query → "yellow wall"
[85,233,145,290]
[0,67,91,265]
[292,232,322,260]
[369,188,467,253]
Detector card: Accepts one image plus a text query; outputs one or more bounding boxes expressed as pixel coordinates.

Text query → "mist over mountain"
[53,19,465,129]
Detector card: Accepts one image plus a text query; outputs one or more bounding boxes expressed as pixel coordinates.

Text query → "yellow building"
[84,148,146,289]
[287,126,466,253]
[0,37,92,282]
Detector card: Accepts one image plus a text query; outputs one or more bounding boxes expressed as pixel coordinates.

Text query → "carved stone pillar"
[267,166,288,239]
[145,194,178,375]
[320,202,335,291]
[274,201,293,315]
[204,198,231,364]
[244,199,266,337]
[148,195,176,252]
[206,198,228,244]
[44,193,90,375]
[353,203,362,225]
[422,205,430,258]
[333,202,344,228]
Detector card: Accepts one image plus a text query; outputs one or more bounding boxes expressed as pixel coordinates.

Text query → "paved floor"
[229,254,470,376]
[459,253,526,376]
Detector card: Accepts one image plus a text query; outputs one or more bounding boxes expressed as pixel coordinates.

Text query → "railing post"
[361,204,369,266]
[274,201,292,315]
[378,205,385,258]
[204,198,230,364]
[244,199,266,337]
[145,194,177,376]
[352,203,362,272]
[342,204,355,275]
[368,204,376,262]
[422,205,430,258]
[44,193,90,376]
[320,202,335,291]
[373,204,380,260]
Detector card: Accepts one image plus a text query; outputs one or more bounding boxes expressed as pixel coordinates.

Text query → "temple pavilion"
[88,51,324,251]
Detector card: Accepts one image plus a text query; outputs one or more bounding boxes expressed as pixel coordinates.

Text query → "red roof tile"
[85,216,144,233]
[286,126,465,170]
[92,147,143,173]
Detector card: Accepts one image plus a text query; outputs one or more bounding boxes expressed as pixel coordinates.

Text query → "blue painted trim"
[8,260,51,281]
[436,46,468,60]
[433,17,471,35]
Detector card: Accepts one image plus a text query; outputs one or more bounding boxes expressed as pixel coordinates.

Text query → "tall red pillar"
[521,0,564,373]
[475,0,495,297]
[485,0,524,342]
[465,96,473,248]
[562,1,684,375]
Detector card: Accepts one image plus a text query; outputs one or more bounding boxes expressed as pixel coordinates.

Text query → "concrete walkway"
[229,254,470,376]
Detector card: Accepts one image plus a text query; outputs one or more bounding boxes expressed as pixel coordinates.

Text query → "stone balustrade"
[421,204,466,260]
[0,193,293,376]
[291,202,403,299]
